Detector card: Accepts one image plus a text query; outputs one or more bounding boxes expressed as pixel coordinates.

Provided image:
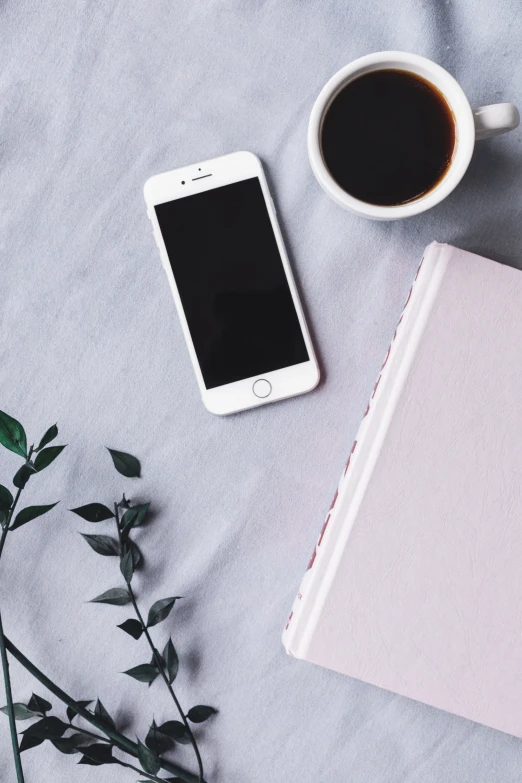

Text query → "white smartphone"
[144,151,319,415]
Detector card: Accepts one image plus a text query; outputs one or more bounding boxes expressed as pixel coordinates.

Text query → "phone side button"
[253,379,272,398]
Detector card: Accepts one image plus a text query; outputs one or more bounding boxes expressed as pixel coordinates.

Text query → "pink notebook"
[283,242,522,738]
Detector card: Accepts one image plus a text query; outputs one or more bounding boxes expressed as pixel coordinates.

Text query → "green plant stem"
[0,468,29,783]
[114,504,205,783]
[0,592,24,783]
[4,638,199,783]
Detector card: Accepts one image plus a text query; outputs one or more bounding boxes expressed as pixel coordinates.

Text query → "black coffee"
[321,69,455,206]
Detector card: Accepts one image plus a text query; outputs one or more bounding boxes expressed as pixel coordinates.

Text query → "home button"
[253,379,272,398]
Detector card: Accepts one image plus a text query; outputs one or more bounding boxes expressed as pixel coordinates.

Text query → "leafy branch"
[2,637,199,782]
[71,447,216,781]
[0,412,63,783]
[0,411,216,782]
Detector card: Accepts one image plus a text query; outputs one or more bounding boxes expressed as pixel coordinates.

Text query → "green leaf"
[22,716,68,739]
[13,462,37,489]
[130,540,142,568]
[34,445,66,472]
[90,587,131,606]
[51,733,91,754]
[133,502,150,526]
[19,734,44,752]
[187,704,217,723]
[158,720,191,744]
[0,485,13,511]
[27,693,52,715]
[138,738,160,775]
[123,663,159,684]
[94,699,116,731]
[67,700,93,723]
[120,545,134,583]
[120,507,138,533]
[79,743,116,765]
[11,503,59,531]
[146,597,181,628]
[117,618,143,640]
[121,503,150,535]
[82,534,120,557]
[0,703,42,721]
[35,424,58,451]
[0,410,27,458]
[145,719,174,755]
[0,510,6,530]
[107,448,141,478]
[70,503,114,522]
[163,638,179,684]
[186,705,217,723]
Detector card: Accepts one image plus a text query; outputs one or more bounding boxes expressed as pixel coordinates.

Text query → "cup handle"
[473,103,520,140]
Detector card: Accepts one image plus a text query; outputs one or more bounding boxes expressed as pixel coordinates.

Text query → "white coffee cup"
[308,51,520,220]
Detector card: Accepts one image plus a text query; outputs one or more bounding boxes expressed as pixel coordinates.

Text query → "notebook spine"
[282,246,442,656]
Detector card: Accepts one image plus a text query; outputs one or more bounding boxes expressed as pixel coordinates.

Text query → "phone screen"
[155,177,309,389]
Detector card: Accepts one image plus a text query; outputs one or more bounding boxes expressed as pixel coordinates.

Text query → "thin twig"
[114,503,205,783]
[0,589,24,783]
[0,461,31,783]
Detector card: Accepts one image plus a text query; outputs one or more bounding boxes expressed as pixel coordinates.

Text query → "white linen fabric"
[1,1,521,781]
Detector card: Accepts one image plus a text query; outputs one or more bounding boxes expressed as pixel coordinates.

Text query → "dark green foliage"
[163,638,179,684]
[13,462,36,489]
[0,485,13,511]
[94,699,116,731]
[35,424,58,452]
[145,719,173,755]
[51,733,92,754]
[0,434,217,782]
[82,534,120,556]
[107,449,141,478]
[66,700,93,723]
[120,544,134,583]
[0,704,41,721]
[90,588,131,606]
[146,597,181,628]
[70,503,114,522]
[137,738,160,775]
[10,503,58,531]
[34,445,66,472]
[123,664,159,684]
[186,705,218,723]
[79,743,116,765]
[117,619,143,640]
[0,410,27,458]
[121,502,150,536]
[158,720,191,745]
[22,716,68,740]
[27,694,51,715]
[19,734,44,753]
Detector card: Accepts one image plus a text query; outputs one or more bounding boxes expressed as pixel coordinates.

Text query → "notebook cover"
[283,242,522,738]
